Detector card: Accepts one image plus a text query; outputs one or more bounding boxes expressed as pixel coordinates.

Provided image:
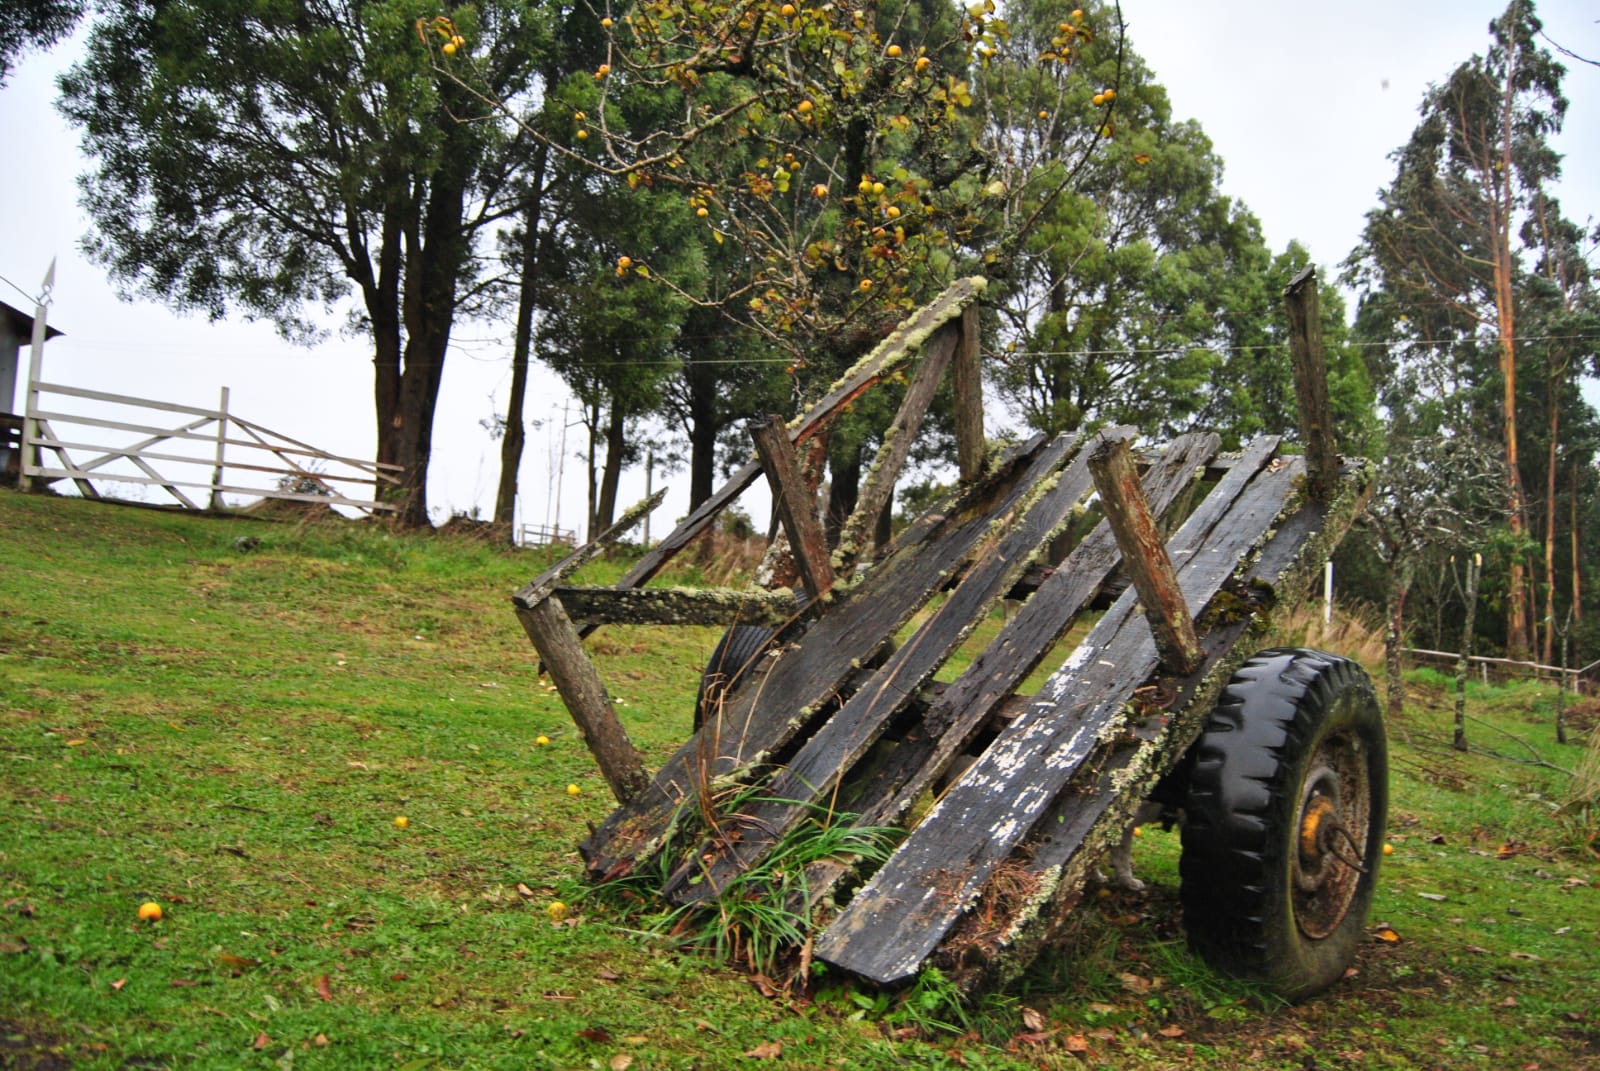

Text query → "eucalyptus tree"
[1346,0,1572,657]
[60,0,554,527]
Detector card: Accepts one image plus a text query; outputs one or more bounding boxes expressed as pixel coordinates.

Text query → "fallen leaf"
[744,1041,782,1059]
[515,883,535,899]
[1157,1024,1185,1039]
[1021,1007,1046,1032]
[1496,841,1527,859]
[623,1035,648,1045]
[748,974,781,998]
[1374,927,1403,943]
[315,974,333,1001]
[253,1033,270,1050]
[693,1020,716,1032]
[313,1034,329,1047]
[578,1027,613,1044]
[110,978,126,991]
[1064,1034,1091,1052]
[1509,951,1542,961]
[217,953,260,971]
[1087,1002,1118,1015]
[1418,892,1448,902]
[595,968,620,982]
[171,979,199,988]
[609,1056,634,1071]
[1119,973,1152,993]
[1500,996,1519,1007]
[1464,945,1490,954]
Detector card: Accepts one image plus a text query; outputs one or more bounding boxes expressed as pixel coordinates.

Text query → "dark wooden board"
[553,587,803,629]
[579,431,1079,880]
[783,432,1221,913]
[666,427,1138,903]
[816,446,1297,984]
[943,460,1373,992]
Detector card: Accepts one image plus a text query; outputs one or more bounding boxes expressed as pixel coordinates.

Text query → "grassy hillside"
[1,491,1595,1070]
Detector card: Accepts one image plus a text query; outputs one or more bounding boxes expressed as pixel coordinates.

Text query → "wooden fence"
[18,381,402,514]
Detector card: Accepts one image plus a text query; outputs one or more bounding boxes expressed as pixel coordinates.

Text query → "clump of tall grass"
[1560,720,1600,856]
[1264,601,1386,669]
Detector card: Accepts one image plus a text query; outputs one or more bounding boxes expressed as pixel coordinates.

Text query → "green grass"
[1,490,1596,1069]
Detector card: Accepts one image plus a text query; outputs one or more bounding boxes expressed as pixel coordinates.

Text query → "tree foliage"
[60,0,553,526]
[0,0,82,85]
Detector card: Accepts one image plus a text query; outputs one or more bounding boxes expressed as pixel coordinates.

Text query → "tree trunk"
[495,149,550,532]
[1453,553,1481,751]
[596,404,626,538]
[1542,384,1559,665]
[1385,556,1414,719]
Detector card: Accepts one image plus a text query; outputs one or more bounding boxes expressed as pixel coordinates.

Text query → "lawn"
[1,490,1595,1070]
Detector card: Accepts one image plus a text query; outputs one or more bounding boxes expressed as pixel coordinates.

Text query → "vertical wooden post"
[19,260,54,494]
[1088,435,1201,674]
[952,304,985,482]
[516,596,649,804]
[1283,266,1338,501]
[210,386,230,512]
[750,414,835,600]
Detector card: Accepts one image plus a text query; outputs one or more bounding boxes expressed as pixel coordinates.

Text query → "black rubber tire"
[1179,648,1387,1001]
[694,623,779,730]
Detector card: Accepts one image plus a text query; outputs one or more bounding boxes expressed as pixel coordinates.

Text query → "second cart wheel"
[1179,648,1387,1001]
[694,623,779,730]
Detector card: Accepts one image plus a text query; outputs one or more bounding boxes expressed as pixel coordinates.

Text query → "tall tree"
[1346,0,1569,658]
[60,1,552,526]
[0,0,82,85]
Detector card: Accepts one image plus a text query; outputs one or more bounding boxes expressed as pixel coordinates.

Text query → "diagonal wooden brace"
[750,414,835,601]
[1087,435,1201,674]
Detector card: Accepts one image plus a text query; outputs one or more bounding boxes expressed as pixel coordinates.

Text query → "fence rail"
[19,381,402,514]
[1401,646,1588,693]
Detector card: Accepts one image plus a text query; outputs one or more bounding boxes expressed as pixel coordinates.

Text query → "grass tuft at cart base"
[1,491,1596,1070]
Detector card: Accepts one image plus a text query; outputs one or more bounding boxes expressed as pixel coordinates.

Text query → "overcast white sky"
[1,1,1595,536]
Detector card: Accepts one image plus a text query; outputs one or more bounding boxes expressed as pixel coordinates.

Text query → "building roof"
[0,299,64,342]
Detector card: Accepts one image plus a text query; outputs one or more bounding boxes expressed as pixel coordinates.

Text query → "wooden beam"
[1283,266,1339,501]
[1088,435,1201,674]
[952,303,985,482]
[553,587,801,629]
[512,489,667,610]
[750,414,835,600]
[608,277,988,593]
[515,595,649,804]
[836,319,961,566]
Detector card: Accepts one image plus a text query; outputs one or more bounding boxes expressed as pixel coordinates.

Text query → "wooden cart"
[513,271,1385,1000]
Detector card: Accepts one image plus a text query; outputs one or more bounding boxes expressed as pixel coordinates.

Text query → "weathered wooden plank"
[751,414,836,600]
[667,428,1115,903]
[513,489,668,609]
[942,459,1373,992]
[1088,436,1201,674]
[1284,266,1338,502]
[609,277,988,593]
[816,445,1296,984]
[515,596,650,804]
[553,587,802,629]
[836,319,962,566]
[579,432,1072,880]
[844,432,1225,825]
[952,304,985,483]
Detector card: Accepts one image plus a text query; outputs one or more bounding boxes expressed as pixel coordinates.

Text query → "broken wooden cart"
[513,271,1386,1001]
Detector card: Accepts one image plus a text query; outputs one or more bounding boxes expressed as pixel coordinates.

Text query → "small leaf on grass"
[1374,927,1403,943]
[609,1055,634,1071]
[253,1033,270,1050]
[1021,1007,1046,1032]
[743,1041,782,1059]
[171,979,199,988]
[313,1034,329,1047]
[1509,951,1542,961]
[622,1035,648,1045]
[315,974,333,1001]
[1119,973,1153,993]
[1064,1034,1091,1052]
[1418,892,1448,902]
[595,969,620,982]
[110,978,126,991]
[1157,1025,1185,1039]
[218,953,260,971]
[515,884,535,899]
[578,1027,612,1044]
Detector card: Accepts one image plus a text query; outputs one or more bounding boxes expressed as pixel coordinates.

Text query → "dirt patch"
[0,1020,75,1071]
